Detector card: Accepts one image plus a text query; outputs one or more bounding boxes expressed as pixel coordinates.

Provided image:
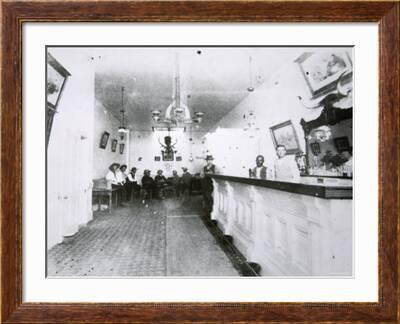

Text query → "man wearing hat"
[203,155,216,175]
[141,169,155,201]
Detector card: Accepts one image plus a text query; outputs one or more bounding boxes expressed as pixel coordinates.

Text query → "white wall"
[93,100,128,179]
[204,53,347,177]
[47,49,95,249]
[129,129,207,178]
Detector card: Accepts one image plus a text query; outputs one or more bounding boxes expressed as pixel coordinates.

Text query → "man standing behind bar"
[251,155,267,179]
[274,145,300,182]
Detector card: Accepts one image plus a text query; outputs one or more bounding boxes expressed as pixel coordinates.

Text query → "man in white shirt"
[116,165,127,184]
[274,145,300,182]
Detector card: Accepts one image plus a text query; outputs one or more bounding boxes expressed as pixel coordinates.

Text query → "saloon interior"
[47,47,353,277]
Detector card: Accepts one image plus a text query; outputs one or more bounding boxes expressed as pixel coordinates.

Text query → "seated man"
[141,169,155,202]
[125,167,141,200]
[118,164,129,201]
[154,169,168,199]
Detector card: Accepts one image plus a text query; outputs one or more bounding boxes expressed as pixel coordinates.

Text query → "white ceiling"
[94,47,301,132]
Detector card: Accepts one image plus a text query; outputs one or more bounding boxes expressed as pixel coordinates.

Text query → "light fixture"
[247,56,254,92]
[151,52,204,128]
[118,86,129,140]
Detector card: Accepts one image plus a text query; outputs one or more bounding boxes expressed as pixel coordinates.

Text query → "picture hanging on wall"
[176,156,182,161]
[310,142,321,155]
[111,139,118,152]
[119,143,124,154]
[269,120,300,154]
[99,131,110,149]
[334,136,350,153]
[295,49,352,98]
[154,156,161,161]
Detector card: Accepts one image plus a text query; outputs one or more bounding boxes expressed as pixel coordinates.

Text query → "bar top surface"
[210,174,353,199]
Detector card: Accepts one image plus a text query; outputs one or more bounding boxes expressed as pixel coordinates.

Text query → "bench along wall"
[211,175,352,276]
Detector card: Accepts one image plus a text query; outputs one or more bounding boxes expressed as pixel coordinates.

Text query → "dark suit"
[252,166,267,179]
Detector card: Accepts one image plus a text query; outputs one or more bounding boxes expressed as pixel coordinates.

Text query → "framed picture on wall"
[269,120,300,154]
[99,131,110,149]
[111,139,118,152]
[295,49,352,98]
[154,156,161,161]
[334,136,350,152]
[310,142,321,155]
[176,156,182,161]
[119,143,124,154]
[46,53,71,147]
[162,150,174,161]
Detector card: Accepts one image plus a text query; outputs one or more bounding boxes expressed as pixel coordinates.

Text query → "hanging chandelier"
[118,86,129,139]
[151,53,204,127]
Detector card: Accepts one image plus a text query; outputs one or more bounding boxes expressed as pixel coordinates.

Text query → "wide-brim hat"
[205,155,214,161]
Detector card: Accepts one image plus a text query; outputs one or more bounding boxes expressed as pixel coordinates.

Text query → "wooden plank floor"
[47,196,239,277]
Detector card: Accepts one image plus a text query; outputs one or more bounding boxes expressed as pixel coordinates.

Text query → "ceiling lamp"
[118,86,129,139]
[247,56,254,92]
[151,53,204,127]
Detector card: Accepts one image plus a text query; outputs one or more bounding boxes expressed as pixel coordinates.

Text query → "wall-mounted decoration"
[111,139,118,152]
[119,143,125,154]
[159,135,177,161]
[176,156,182,162]
[162,151,174,161]
[334,136,350,153]
[295,50,352,98]
[99,131,110,149]
[310,142,321,155]
[154,156,161,161]
[138,157,142,161]
[270,120,300,154]
[46,53,71,148]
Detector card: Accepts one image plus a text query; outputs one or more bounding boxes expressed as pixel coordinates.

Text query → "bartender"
[251,155,267,179]
[202,155,216,213]
[274,145,300,182]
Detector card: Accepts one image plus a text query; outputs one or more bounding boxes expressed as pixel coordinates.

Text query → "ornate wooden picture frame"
[99,131,110,149]
[269,120,301,154]
[1,1,399,322]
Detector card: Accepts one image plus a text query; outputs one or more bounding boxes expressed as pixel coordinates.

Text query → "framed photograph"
[47,53,70,109]
[162,150,174,161]
[269,120,301,154]
[310,142,321,155]
[119,143,125,154]
[111,139,118,152]
[2,1,399,323]
[176,156,182,161]
[46,53,71,147]
[154,156,161,161]
[295,49,352,98]
[334,136,350,153]
[99,131,110,149]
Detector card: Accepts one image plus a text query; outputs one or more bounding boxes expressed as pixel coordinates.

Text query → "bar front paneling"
[210,175,352,276]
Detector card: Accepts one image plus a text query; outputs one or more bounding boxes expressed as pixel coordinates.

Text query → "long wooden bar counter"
[209,175,353,276]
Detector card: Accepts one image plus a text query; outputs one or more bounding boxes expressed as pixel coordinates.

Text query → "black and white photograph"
[46,46,353,277]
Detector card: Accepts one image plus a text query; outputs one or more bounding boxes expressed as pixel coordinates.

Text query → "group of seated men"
[105,163,195,202]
